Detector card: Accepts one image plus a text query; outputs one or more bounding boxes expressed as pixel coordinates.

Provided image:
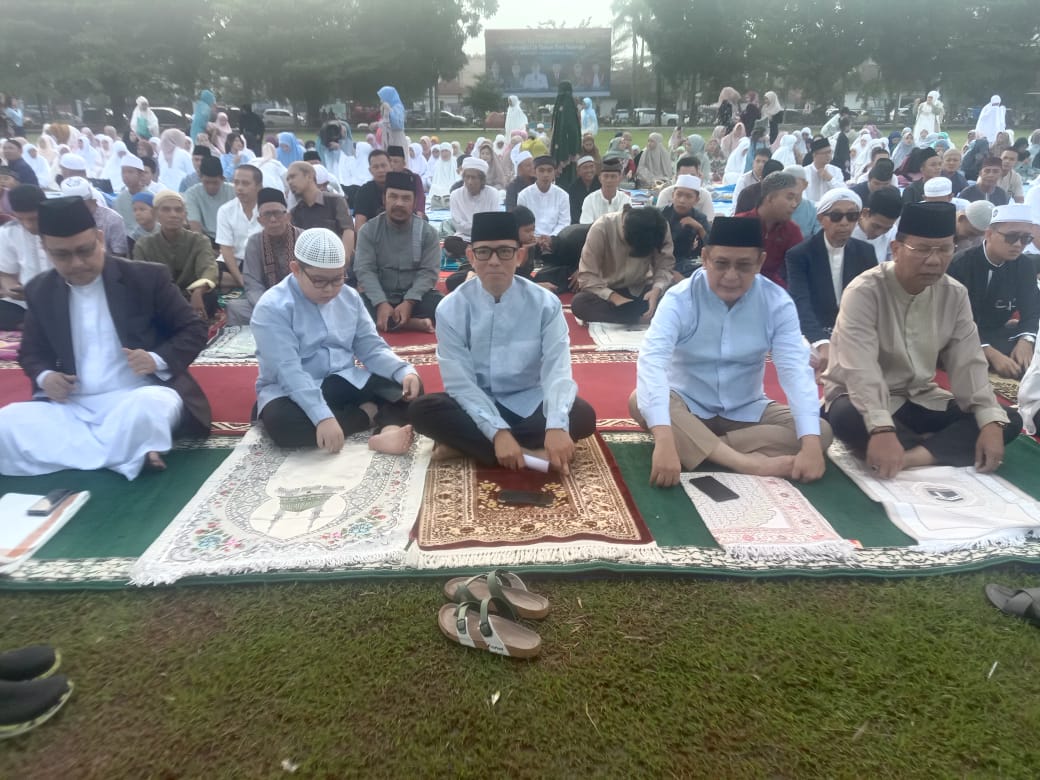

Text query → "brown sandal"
[437,596,542,658]
[443,570,550,620]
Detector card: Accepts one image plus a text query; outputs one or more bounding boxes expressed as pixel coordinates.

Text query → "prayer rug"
[828,440,1040,551]
[195,325,257,364]
[588,322,650,352]
[130,427,432,585]
[680,472,854,562]
[989,373,1020,404]
[409,434,660,568]
[564,309,596,347]
[0,330,21,362]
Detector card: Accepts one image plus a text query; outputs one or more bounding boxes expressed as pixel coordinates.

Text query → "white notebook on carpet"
[0,491,90,573]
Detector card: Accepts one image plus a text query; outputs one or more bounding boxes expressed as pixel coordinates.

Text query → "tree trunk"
[655,68,662,125]
[631,31,637,111]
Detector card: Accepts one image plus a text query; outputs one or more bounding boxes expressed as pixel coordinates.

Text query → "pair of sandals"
[986,584,1040,626]
[437,570,550,659]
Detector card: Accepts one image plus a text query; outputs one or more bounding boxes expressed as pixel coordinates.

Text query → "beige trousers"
[628,390,833,470]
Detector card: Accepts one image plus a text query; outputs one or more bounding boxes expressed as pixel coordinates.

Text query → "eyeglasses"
[709,260,759,274]
[299,265,345,290]
[900,242,955,260]
[259,209,288,219]
[823,210,861,223]
[993,229,1034,246]
[471,245,519,261]
[46,242,98,261]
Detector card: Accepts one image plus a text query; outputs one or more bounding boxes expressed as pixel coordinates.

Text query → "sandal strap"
[487,569,528,594]
[1005,591,1040,620]
[478,596,518,656]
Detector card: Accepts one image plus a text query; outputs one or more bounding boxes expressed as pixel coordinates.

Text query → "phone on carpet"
[498,490,554,507]
[27,489,75,516]
[689,476,739,503]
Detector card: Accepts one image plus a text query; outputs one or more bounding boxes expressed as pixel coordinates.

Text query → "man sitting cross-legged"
[823,202,1021,478]
[630,216,833,488]
[252,228,421,455]
[409,212,596,473]
[352,171,442,333]
[0,196,211,479]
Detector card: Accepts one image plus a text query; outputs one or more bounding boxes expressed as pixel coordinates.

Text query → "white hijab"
[773,134,798,166]
[723,138,751,184]
[428,143,459,198]
[975,95,1007,143]
[407,142,427,177]
[101,140,128,188]
[505,95,529,137]
[24,144,54,188]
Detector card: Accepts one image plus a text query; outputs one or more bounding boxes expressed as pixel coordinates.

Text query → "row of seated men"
[0,198,1026,492]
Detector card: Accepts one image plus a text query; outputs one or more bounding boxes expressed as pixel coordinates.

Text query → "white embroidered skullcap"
[120,154,144,171]
[295,228,345,269]
[461,157,488,174]
[514,151,533,165]
[312,164,330,185]
[923,178,953,197]
[991,203,1037,226]
[59,176,93,199]
[59,153,87,172]
[963,200,995,231]
[674,174,702,192]
[576,155,595,167]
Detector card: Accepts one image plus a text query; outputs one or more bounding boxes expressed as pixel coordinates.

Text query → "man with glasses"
[0,196,211,478]
[353,171,442,333]
[631,216,831,488]
[225,188,300,325]
[947,204,1040,379]
[252,228,422,455]
[824,202,1020,478]
[785,188,877,377]
[408,212,596,473]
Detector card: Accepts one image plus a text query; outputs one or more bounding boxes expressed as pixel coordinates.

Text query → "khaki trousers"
[629,390,833,470]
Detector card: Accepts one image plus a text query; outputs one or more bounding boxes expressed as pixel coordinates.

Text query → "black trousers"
[408,392,597,466]
[571,287,650,325]
[362,290,442,323]
[531,265,574,292]
[260,374,410,448]
[827,395,1021,468]
[0,300,25,330]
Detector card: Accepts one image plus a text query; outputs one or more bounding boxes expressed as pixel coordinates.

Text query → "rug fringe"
[722,540,856,563]
[405,541,665,570]
[910,530,1037,555]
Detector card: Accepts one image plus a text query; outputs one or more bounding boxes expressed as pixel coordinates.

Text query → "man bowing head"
[0,196,211,480]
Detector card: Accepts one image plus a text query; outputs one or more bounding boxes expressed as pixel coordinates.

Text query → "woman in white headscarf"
[350,141,373,186]
[23,144,53,188]
[130,96,159,140]
[158,128,194,190]
[407,142,427,178]
[74,133,100,177]
[914,90,944,138]
[975,95,1007,143]
[890,129,915,169]
[852,138,888,182]
[505,95,529,137]
[635,132,674,189]
[101,140,128,191]
[256,142,288,191]
[427,143,459,205]
[722,137,751,185]
[35,134,58,167]
[772,133,798,167]
[209,112,233,154]
[761,91,784,143]
[848,130,873,174]
[477,139,509,190]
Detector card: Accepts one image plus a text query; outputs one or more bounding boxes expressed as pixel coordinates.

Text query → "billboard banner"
[484,28,612,99]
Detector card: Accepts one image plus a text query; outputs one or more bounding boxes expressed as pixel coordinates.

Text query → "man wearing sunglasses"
[252,228,421,456]
[785,188,877,378]
[823,202,1020,479]
[409,212,596,475]
[947,203,1040,379]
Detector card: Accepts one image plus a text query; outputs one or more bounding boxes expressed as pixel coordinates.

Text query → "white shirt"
[824,234,846,306]
[517,183,571,237]
[215,198,261,259]
[0,222,51,309]
[731,170,760,206]
[580,189,632,224]
[449,185,500,241]
[852,223,898,264]
[803,164,844,202]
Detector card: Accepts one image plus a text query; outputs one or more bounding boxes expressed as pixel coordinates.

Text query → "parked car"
[263,108,305,129]
[633,107,680,126]
[406,109,428,125]
[612,109,631,125]
[151,107,188,132]
[81,107,121,130]
[439,110,469,127]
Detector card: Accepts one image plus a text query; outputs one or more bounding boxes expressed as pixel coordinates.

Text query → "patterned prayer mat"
[829,441,1040,550]
[409,434,660,568]
[0,330,21,362]
[131,427,432,585]
[680,472,854,562]
[587,322,650,352]
[989,373,1020,403]
[195,325,257,364]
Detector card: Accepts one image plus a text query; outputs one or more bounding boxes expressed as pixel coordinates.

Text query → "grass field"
[4,567,1040,777]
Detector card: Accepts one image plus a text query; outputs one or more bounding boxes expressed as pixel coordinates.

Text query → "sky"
[464,4,615,55]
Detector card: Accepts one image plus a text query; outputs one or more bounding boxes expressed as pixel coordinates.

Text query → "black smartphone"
[689,476,739,503]
[498,490,554,507]
[27,489,75,516]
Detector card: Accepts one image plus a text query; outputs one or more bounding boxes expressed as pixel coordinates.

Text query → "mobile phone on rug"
[498,490,554,507]
[27,489,75,516]
[689,476,739,503]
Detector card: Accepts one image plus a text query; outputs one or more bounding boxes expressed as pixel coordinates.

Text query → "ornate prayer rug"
[989,373,1020,404]
[680,472,854,561]
[131,427,432,585]
[828,441,1040,550]
[587,321,650,352]
[409,434,660,568]
[195,325,257,364]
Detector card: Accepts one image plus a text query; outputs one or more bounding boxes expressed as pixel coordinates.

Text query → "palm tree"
[611,0,650,110]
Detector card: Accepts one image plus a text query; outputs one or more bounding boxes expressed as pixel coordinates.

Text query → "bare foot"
[359,402,378,426]
[431,443,465,461]
[144,451,166,471]
[746,453,796,478]
[368,424,415,455]
[404,317,435,333]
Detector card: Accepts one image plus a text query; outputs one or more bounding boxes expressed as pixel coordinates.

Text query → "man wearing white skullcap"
[785,187,876,372]
[660,173,710,276]
[955,200,994,254]
[505,150,535,210]
[58,153,88,181]
[60,176,129,257]
[112,153,149,234]
[448,157,499,245]
[948,203,1040,378]
[252,227,423,455]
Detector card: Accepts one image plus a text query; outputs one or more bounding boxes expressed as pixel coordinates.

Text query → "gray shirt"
[94,203,129,256]
[352,213,440,306]
[113,188,140,234]
[184,182,235,239]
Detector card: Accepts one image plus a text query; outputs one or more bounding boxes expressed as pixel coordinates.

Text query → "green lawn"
[4,568,1040,777]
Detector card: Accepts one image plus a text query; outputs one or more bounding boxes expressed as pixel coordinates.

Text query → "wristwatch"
[869,426,896,436]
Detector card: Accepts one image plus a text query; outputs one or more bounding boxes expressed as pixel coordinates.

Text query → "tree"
[464,75,503,127]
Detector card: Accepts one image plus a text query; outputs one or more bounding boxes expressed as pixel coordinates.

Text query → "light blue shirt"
[791,197,820,240]
[636,270,821,437]
[436,276,577,441]
[252,274,416,424]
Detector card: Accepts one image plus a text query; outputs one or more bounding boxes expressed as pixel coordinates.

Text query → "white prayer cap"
[295,227,345,269]
[991,203,1037,226]
[536,122,545,130]
[312,164,330,185]
[815,187,862,215]
[674,174,702,192]
[783,165,807,181]
[121,154,144,171]
[923,177,953,197]
[461,157,488,175]
[59,176,93,199]
[990,95,1001,105]
[515,151,533,165]
[963,200,995,232]
[59,153,87,172]
[576,155,595,167]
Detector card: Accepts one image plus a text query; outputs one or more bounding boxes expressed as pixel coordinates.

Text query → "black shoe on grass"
[0,646,60,682]
[0,675,73,739]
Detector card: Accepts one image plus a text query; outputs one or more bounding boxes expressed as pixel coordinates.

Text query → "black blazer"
[785,232,878,343]
[947,244,1040,339]
[20,256,212,436]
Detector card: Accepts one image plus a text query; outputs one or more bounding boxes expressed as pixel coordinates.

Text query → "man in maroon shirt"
[735,171,803,287]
